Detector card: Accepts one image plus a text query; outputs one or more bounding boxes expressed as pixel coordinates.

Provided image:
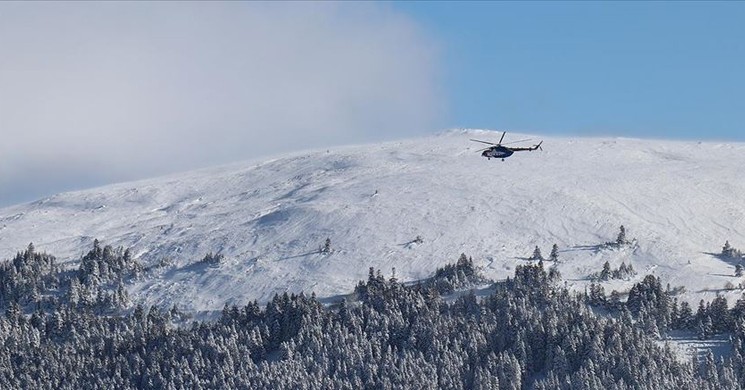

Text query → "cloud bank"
[0,2,444,206]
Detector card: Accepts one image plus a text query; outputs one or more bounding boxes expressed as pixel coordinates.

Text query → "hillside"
[1,130,744,313]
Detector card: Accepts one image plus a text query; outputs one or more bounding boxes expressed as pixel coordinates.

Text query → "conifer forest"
[2,242,745,389]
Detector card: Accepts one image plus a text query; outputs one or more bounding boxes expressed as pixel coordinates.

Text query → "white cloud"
[0,2,444,206]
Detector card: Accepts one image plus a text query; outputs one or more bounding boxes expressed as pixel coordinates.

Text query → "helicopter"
[470,132,543,161]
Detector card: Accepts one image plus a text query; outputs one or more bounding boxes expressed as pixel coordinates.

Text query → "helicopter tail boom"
[510,141,543,152]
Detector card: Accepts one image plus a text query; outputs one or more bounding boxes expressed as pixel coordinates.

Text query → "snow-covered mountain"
[1,130,744,314]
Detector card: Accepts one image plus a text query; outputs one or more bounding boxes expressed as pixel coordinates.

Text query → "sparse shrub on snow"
[200,252,223,265]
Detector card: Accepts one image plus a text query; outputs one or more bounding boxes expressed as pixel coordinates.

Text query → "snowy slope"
[1,130,745,313]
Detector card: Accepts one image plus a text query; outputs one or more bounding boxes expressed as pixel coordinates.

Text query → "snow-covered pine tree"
[616,225,627,246]
[389,267,398,285]
[321,238,332,254]
[600,261,611,281]
[678,300,693,330]
[531,246,544,261]
[549,244,559,262]
[723,241,733,257]
[722,241,742,259]
[608,290,622,310]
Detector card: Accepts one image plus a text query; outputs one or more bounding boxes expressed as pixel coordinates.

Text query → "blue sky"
[393,2,745,140]
[1,2,744,206]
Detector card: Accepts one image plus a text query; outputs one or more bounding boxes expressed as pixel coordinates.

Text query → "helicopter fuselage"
[482,146,514,160]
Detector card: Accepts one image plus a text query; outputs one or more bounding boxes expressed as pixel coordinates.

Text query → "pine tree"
[736,264,743,277]
[116,282,129,307]
[548,266,561,283]
[389,267,398,287]
[709,295,731,333]
[321,238,332,254]
[589,283,606,306]
[700,350,719,384]
[724,241,733,257]
[697,318,708,340]
[722,241,742,259]
[616,225,627,246]
[600,261,611,281]
[608,290,622,311]
[549,244,559,262]
[68,278,82,307]
[670,298,680,329]
[531,246,543,261]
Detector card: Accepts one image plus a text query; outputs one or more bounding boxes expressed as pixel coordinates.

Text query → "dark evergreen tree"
[321,238,332,254]
[549,244,560,262]
[723,241,742,259]
[616,225,628,246]
[724,241,734,257]
[709,295,732,334]
[591,261,636,281]
[200,252,223,265]
[600,261,611,280]
[531,246,544,261]
[588,283,606,306]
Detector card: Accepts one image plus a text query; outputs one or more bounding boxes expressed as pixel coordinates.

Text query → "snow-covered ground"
[1,130,744,313]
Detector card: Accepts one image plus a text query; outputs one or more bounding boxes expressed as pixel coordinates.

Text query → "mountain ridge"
[1,130,744,312]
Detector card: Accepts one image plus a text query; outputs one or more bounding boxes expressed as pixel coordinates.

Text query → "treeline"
[0,245,738,389]
[0,243,60,308]
[354,253,487,299]
[0,241,139,316]
[586,273,745,344]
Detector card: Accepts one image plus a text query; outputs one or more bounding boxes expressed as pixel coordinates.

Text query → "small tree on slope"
[616,225,628,247]
[549,244,560,262]
[531,246,544,261]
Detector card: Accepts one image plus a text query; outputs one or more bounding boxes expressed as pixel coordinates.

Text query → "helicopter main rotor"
[470,131,507,146]
[469,131,542,156]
